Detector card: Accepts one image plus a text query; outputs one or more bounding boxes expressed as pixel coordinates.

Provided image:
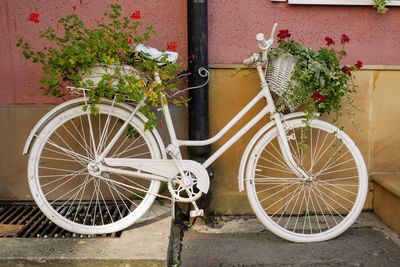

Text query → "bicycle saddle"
[133,44,178,64]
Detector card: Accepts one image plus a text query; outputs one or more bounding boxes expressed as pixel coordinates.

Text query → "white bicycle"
[23,23,368,243]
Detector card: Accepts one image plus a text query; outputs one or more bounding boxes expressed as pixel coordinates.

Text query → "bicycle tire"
[246,118,368,242]
[28,104,165,234]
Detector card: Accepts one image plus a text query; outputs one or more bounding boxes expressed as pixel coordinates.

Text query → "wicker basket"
[81,64,141,87]
[266,54,299,112]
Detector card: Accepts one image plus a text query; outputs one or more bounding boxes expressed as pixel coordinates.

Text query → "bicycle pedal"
[190,209,204,217]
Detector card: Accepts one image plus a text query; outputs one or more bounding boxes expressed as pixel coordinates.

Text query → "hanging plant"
[267,29,363,129]
[17,3,184,129]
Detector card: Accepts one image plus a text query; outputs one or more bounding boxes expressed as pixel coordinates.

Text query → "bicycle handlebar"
[243,23,278,64]
[256,33,269,49]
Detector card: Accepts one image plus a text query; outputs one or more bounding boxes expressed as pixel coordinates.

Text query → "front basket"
[266,54,299,112]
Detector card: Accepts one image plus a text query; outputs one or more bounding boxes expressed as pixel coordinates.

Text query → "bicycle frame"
[97,62,309,182]
[159,64,309,179]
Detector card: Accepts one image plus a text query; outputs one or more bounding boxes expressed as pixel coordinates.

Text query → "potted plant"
[17,3,183,129]
[266,29,363,130]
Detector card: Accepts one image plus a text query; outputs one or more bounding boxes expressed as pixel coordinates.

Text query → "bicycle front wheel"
[28,104,165,234]
[246,119,368,242]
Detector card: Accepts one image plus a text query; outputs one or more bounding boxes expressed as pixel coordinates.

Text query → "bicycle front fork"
[272,113,310,180]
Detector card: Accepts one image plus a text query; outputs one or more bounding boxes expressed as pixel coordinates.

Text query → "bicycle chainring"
[167,167,203,203]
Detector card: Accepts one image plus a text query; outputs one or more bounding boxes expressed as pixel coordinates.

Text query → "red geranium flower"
[130,10,141,20]
[124,38,133,45]
[166,41,177,52]
[28,12,40,23]
[355,60,363,69]
[341,66,352,76]
[311,91,327,103]
[341,34,350,44]
[277,29,291,40]
[325,37,335,46]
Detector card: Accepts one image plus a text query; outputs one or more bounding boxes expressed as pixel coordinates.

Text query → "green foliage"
[269,34,360,129]
[16,3,183,129]
[373,0,389,13]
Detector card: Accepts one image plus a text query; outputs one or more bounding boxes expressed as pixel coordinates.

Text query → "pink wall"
[0,0,187,104]
[209,1,400,65]
[1,0,400,104]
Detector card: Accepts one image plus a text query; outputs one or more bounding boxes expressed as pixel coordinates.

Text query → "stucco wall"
[0,0,187,104]
[1,1,400,214]
[207,67,400,214]
[1,1,400,104]
[209,1,400,64]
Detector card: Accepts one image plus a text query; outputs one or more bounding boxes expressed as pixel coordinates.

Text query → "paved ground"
[180,213,400,267]
[0,205,172,267]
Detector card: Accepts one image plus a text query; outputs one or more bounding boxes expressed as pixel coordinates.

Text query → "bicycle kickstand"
[190,201,204,217]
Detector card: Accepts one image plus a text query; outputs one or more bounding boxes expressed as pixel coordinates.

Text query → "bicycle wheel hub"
[87,162,102,176]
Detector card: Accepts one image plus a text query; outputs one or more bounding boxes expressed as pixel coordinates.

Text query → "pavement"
[0,204,172,267]
[1,209,400,267]
[179,213,400,267]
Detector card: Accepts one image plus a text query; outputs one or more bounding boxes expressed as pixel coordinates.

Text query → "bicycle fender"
[22,97,167,160]
[237,112,311,192]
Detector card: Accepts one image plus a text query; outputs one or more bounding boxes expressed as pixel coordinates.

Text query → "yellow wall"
[208,67,400,215]
[1,67,400,215]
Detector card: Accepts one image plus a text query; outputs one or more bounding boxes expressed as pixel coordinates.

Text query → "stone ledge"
[0,215,172,267]
[371,174,400,198]
[371,174,400,234]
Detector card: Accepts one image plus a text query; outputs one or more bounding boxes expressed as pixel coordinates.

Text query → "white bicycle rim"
[246,119,368,242]
[28,104,163,234]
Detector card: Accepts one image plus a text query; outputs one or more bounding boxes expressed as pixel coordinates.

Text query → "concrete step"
[0,214,172,267]
[181,213,400,267]
[371,174,400,234]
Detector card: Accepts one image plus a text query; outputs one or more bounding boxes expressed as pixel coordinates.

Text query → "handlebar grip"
[243,57,255,65]
[243,53,260,65]
[256,33,268,49]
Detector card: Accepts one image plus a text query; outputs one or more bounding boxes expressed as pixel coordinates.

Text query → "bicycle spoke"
[49,174,93,205]
[70,117,95,159]
[275,183,302,224]
[316,181,357,202]
[315,154,353,177]
[85,112,98,159]
[45,139,90,165]
[313,185,347,217]
[41,168,86,187]
[97,102,115,155]
[316,166,357,176]
[113,142,148,158]
[313,142,347,173]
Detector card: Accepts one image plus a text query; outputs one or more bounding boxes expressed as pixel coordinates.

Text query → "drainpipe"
[187,0,210,163]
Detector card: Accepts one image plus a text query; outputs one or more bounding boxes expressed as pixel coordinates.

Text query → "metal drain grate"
[0,202,125,238]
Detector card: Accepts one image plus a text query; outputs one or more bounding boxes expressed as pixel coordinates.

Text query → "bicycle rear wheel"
[28,104,166,234]
[246,119,368,242]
